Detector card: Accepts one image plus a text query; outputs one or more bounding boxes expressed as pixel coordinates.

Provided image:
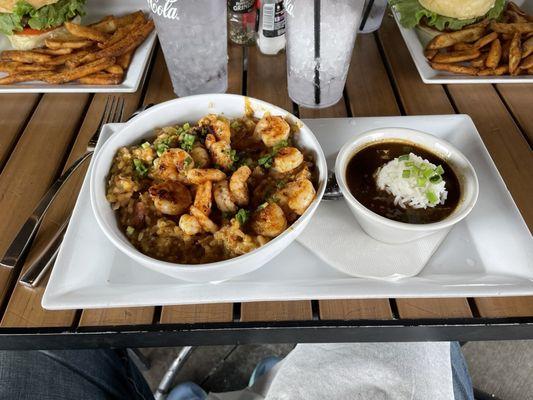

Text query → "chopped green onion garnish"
[435,165,444,175]
[402,170,410,178]
[258,154,273,168]
[423,169,434,178]
[398,154,410,161]
[133,159,148,177]
[184,156,193,167]
[411,166,420,177]
[235,209,250,226]
[126,226,135,236]
[273,140,289,153]
[426,191,439,204]
[417,177,427,187]
[180,133,196,152]
[182,122,190,130]
[156,143,169,157]
[429,175,442,184]
[230,149,239,162]
[141,142,150,149]
[257,202,268,211]
[405,161,415,167]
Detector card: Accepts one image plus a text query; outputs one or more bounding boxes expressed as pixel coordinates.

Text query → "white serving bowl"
[335,127,479,244]
[90,94,327,282]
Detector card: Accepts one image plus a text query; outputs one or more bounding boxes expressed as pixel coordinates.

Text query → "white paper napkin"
[296,200,448,280]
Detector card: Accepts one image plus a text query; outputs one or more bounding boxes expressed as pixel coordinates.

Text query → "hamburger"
[0,0,86,50]
[391,0,506,32]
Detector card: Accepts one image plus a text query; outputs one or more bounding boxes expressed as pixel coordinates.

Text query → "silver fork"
[0,96,125,270]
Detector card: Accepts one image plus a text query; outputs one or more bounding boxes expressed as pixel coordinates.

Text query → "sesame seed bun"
[418,0,496,20]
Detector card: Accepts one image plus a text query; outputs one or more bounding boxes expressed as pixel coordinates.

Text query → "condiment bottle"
[257,0,286,55]
[228,0,258,46]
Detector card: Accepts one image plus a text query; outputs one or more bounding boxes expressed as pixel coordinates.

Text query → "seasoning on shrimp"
[105,113,318,264]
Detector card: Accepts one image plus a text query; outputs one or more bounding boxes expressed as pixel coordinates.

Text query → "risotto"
[106,113,317,264]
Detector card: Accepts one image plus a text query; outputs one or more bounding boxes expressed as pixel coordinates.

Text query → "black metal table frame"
[2,317,533,350]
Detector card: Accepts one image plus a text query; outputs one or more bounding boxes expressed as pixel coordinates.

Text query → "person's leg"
[248,356,281,387]
[450,342,475,400]
[0,349,153,400]
[167,382,207,400]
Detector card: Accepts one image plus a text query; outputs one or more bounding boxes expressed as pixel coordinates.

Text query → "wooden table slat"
[0,94,41,172]
[0,93,90,312]
[495,85,533,145]
[396,298,472,319]
[475,297,533,318]
[160,304,234,324]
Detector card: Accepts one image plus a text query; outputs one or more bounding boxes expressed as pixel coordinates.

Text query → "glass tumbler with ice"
[286,0,364,108]
[147,0,228,97]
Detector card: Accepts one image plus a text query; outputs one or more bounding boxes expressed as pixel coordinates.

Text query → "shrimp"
[149,181,192,216]
[194,181,213,216]
[229,165,251,206]
[214,180,237,213]
[186,168,226,185]
[205,134,234,170]
[251,202,287,237]
[254,115,290,147]
[152,148,194,181]
[276,178,315,215]
[190,205,218,233]
[190,144,210,168]
[214,219,259,256]
[272,147,303,173]
[179,214,202,235]
[198,114,231,143]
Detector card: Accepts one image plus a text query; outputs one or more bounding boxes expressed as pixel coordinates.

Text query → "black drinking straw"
[314,0,321,106]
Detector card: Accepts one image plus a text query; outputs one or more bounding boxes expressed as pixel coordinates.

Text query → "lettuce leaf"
[390,0,505,31]
[0,0,86,35]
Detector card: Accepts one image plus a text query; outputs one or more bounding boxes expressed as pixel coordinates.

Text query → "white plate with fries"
[0,0,156,93]
[392,0,533,84]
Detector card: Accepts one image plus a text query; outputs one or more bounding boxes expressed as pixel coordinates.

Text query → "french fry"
[427,26,486,49]
[45,39,93,49]
[99,26,133,49]
[47,50,90,66]
[509,32,522,75]
[64,21,110,42]
[0,71,54,84]
[77,19,154,66]
[490,21,533,34]
[0,61,54,72]
[45,57,116,84]
[105,64,123,75]
[485,38,502,68]
[432,49,480,63]
[424,48,437,60]
[507,1,528,17]
[0,50,52,64]
[528,67,533,74]
[506,10,528,23]
[477,65,509,76]
[473,32,499,49]
[117,51,133,69]
[471,54,488,68]
[501,39,511,62]
[34,47,73,56]
[114,11,145,27]
[78,72,123,85]
[523,36,533,58]
[429,62,479,75]
[520,54,533,70]
[453,42,473,51]
[90,16,117,33]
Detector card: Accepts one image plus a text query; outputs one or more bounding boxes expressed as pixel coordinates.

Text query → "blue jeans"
[0,349,153,400]
[0,343,473,400]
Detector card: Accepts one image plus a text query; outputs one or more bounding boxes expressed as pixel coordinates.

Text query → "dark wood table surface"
[0,14,532,349]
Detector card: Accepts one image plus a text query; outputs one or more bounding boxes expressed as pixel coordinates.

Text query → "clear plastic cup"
[286,0,365,108]
[148,0,228,97]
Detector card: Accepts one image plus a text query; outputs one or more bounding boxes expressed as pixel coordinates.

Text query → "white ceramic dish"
[42,115,533,310]
[391,0,533,84]
[89,94,327,282]
[0,0,157,93]
[335,127,479,244]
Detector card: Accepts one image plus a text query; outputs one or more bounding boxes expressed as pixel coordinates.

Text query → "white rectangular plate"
[391,0,533,84]
[0,0,156,93]
[42,115,533,310]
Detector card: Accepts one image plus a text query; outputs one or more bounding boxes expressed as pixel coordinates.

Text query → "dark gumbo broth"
[346,141,461,224]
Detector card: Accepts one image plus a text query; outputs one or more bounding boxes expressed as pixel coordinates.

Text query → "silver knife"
[19,219,69,288]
